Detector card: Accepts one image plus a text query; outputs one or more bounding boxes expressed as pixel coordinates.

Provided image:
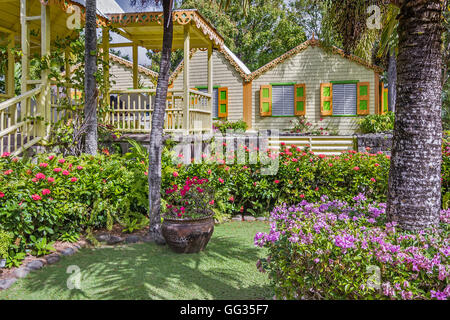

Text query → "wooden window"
[198,87,219,118]
[272,85,294,116]
[332,83,357,115]
[294,84,306,116]
[320,83,333,116]
[260,85,272,116]
[218,87,228,118]
[357,82,370,115]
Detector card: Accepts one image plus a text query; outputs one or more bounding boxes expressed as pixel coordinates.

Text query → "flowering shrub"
[164,177,215,219]
[358,112,395,134]
[254,196,450,300]
[0,152,148,265]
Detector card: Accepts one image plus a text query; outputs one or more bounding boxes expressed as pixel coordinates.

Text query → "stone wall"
[356,133,393,155]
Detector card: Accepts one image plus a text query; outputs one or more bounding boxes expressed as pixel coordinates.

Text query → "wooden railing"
[49,82,84,123]
[0,86,43,155]
[105,88,212,133]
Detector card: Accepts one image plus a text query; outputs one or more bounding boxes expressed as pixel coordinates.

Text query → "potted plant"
[162,177,215,253]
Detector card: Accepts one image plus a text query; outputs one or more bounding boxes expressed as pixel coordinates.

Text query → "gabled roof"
[109,53,158,79]
[168,44,251,84]
[247,39,383,82]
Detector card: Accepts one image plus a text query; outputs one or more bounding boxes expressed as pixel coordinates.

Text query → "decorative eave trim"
[168,47,249,84]
[40,0,108,27]
[109,54,158,79]
[106,10,225,49]
[246,39,383,82]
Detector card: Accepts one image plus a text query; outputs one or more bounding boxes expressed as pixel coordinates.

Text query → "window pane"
[199,88,218,118]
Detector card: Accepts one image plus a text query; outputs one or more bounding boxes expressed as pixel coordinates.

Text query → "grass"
[0,221,272,300]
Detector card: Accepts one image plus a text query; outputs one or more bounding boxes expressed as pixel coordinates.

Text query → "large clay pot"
[161,215,214,253]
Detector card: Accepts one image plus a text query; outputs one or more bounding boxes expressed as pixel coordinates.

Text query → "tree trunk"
[386,0,444,231]
[148,0,173,244]
[84,0,98,155]
[387,48,396,113]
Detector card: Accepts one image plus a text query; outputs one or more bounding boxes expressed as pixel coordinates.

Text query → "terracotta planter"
[161,215,214,253]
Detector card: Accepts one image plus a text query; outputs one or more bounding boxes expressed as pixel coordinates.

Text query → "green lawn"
[0,221,272,300]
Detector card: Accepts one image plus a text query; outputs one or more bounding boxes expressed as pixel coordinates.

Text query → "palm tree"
[84,0,98,155]
[131,0,174,244]
[326,0,446,231]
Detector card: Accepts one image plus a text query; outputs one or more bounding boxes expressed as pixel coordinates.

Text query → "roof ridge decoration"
[168,47,250,84]
[40,0,108,27]
[246,39,383,82]
[106,10,224,49]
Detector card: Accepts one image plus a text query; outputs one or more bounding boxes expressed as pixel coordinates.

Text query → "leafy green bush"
[358,112,395,133]
[255,198,450,300]
[213,119,248,134]
[0,229,13,260]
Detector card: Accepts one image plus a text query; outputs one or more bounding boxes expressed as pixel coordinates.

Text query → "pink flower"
[229,196,234,202]
[353,166,360,171]
[3,169,13,175]
[31,178,38,183]
[370,178,376,182]
[209,200,215,205]
[76,166,83,170]
[39,163,48,168]
[177,213,182,217]
[42,189,51,196]
[374,163,380,167]
[70,177,78,182]
[300,194,305,198]
[31,194,42,201]
[48,155,55,161]
[1,152,11,157]
[62,170,70,176]
[207,169,212,175]
[47,177,55,183]
[274,180,280,184]
[0,192,4,198]
[53,167,62,172]
[58,158,65,164]
[173,171,179,177]
[12,157,18,163]
[218,178,224,184]
[35,173,46,180]
[328,163,333,167]
[144,171,148,176]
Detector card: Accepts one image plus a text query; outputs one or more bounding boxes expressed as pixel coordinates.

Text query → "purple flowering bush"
[255,195,450,300]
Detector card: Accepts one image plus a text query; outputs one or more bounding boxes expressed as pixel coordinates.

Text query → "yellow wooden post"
[20,0,29,102]
[39,3,51,139]
[132,43,138,89]
[183,24,190,133]
[64,49,72,105]
[7,32,16,124]
[207,43,213,133]
[102,27,110,108]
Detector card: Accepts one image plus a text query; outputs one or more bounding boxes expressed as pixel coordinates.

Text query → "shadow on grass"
[20,223,272,300]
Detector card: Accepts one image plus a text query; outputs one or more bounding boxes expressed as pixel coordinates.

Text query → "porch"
[0,2,223,155]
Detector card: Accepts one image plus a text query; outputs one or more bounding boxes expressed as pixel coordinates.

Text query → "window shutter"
[260,85,272,116]
[320,83,332,116]
[382,87,389,114]
[357,82,370,115]
[218,87,228,118]
[294,84,306,116]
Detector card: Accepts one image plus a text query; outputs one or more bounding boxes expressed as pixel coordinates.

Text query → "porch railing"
[105,88,212,134]
[0,86,43,155]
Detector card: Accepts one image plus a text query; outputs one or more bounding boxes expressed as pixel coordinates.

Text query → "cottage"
[169,45,251,122]
[246,38,387,135]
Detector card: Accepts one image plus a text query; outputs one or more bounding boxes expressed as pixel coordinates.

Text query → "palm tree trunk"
[84,0,98,155]
[148,0,173,244]
[387,48,396,113]
[386,0,444,231]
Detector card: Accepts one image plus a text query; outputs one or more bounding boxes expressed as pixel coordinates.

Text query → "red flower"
[274,180,280,184]
[1,152,11,157]
[240,206,244,213]
[48,155,55,161]
[39,163,48,168]
[3,169,13,175]
[31,194,42,201]
[0,192,4,198]
[42,189,51,196]
[54,168,62,172]
[62,170,70,176]
[300,194,305,198]
[374,163,380,167]
[173,171,179,177]
[370,178,376,182]
[319,154,326,159]
[218,178,224,184]
[58,158,65,164]
[315,187,319,191]
[70,177,78,182]
[35,173,46,180]
[209,200,214,205]
[228,196,234,202]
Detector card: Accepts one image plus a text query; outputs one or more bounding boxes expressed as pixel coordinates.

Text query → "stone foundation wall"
[356,133,393,155]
